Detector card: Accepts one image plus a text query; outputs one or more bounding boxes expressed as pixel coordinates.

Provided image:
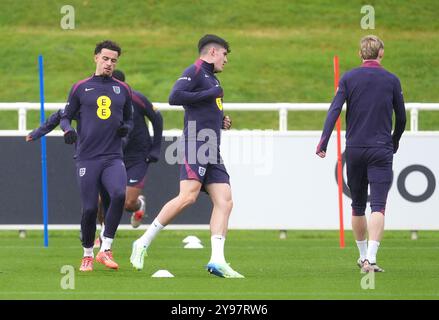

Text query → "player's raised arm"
[168,68,223,106]
[141,96,163,162]
[391,77,406,153]
[316,76,347,156]
[117,87,134,138]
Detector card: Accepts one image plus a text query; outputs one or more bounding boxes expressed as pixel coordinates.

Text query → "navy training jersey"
[124,90,163,162]
[60,74,133,161]
[169,59,224,147]
[317,61,406,152]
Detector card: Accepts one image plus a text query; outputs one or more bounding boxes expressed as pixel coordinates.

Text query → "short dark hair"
[198,34,230,54]
[95,40,122,56]
[112,70,125,82]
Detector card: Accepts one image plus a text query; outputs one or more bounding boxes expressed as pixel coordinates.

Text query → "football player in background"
[316,35,406,273]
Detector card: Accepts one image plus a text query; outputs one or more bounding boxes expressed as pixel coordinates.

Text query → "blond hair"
[360,35,384,60]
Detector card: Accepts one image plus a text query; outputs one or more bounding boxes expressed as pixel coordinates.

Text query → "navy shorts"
[179,141,230,191]
[125,160,149,189]
[345,147,393,215]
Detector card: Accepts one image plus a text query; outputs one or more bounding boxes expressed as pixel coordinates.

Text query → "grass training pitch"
[0,230,438,299]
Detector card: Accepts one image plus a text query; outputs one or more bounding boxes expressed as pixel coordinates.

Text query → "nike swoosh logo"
[129,179,138,183]
[85,88,95,92]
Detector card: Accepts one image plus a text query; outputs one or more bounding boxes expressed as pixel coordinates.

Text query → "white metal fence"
[0,102,439,132]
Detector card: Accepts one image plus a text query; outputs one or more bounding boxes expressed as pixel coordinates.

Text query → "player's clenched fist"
[222,115,232,130]
[64,129,77,144]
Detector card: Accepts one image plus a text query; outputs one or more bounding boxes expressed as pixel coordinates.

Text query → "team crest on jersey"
[79,168,86,177]
[198,167,206,177]
[112,86,120,94]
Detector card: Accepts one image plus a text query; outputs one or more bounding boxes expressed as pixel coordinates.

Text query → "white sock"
[355,240,368,261]
[100,236,113,252]
[83,247,94,258]
[100,224,105,239]
[209,235,226,264]
[367,240,380,264]
[138,218,164,249]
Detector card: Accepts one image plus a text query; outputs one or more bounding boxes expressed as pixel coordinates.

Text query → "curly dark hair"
[94,40,122,56]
